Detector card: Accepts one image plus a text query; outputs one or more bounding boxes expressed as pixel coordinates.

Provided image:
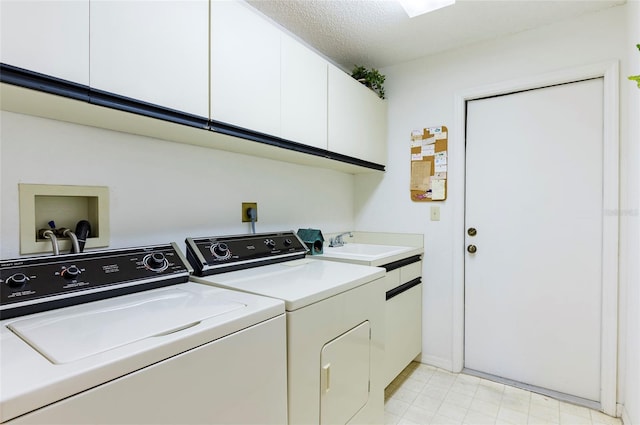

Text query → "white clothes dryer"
[187,231,386,425]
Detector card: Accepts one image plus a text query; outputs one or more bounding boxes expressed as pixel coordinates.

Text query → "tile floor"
[384,362,622,425]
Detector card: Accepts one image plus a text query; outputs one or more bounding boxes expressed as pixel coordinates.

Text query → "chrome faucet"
[329,232,353,247]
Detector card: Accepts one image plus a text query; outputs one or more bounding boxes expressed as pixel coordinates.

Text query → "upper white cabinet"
[328,65,387,165]
[0,0,89,85]
[281,34,328,150]
[90,0,208,117]
[210,0,281,136]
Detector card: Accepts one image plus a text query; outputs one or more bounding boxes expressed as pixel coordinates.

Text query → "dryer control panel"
[0,243,191,320]
[186,231,308,276]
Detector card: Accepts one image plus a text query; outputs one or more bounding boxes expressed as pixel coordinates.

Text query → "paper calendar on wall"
[410,126,448,202]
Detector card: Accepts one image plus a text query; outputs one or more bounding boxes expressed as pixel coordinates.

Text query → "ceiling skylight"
[397,0,456,17]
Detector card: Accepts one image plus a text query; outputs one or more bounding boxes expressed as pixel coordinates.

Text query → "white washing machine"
[186,231,386,425]
[0,244,287,424]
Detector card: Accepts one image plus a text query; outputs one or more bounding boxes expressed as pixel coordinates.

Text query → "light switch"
[430,206,440,221]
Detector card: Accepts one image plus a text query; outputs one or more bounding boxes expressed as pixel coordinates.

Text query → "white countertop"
[316,243,423,267]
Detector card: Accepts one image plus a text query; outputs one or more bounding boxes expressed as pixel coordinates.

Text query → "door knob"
[467,244,477,254]
[467,228,477,236]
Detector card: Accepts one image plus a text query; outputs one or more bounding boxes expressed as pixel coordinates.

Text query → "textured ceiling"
[246,0,626,71]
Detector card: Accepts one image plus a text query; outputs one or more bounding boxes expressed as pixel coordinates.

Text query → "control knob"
[264,239,276,249]
[144,252,168,271]
[210,243,231,260]
[6,273,29,288]
[62,265,81,280]
[283,238,292,247]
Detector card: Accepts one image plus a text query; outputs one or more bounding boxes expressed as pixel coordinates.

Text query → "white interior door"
[464,79,604,402]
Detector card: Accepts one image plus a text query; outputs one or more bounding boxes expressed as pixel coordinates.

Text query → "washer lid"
[8,288,245,364]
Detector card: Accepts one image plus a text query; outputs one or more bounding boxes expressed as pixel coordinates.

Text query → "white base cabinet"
[383,260,423,387]
[90,0,208,117]
[0,0,89,85]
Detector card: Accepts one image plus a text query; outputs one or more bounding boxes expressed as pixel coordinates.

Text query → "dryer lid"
[7,287,245,364]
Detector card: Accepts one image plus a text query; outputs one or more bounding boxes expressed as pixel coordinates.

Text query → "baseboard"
[418,353,453,372]
[620,404,631,425]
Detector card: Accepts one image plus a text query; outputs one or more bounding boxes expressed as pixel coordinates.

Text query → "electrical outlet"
[241,202,258,223]
[430,206,440,221]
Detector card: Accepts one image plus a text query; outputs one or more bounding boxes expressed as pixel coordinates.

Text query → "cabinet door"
[385,283,422,387]
[90,0,208,117]
[0,0,89,85]
[211,1,281,136]
[328,65,387,165]
[320,321,370,425]
[281,34,327,149]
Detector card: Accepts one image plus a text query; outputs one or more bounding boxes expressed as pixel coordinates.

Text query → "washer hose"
[61,228,81,254]
[41,229,60,256]
[74,220,91,253]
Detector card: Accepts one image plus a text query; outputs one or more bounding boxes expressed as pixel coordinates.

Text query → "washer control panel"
[1,243,191,320]
[186,231,308,276]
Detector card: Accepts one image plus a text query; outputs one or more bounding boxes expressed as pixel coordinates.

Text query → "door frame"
[450,61,619,415]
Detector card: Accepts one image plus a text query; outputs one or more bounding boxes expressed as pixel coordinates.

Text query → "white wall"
[0,111,355,258]
[621,1,640,424]
[355,1,635,414]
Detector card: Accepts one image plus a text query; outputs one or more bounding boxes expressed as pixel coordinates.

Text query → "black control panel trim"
[1,64,386,172]
[186,231,309,276]
[382,255,422,272]
[1,277,187,320]
[1,272,185,310]
[195,253,307,277]
[386,277,422,301]
[1,243,191,320]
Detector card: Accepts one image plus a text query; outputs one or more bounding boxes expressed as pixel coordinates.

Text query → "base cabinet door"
[385,284,422,386]
[328,64,387,165]
[90,0,208,117]
[384,262,423,387]
[1,0,89,85]
[320,321,371,425]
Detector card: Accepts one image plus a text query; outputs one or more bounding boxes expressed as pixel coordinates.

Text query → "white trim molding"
[451,61,620,416]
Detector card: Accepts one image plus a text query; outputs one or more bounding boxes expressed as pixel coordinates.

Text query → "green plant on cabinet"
[351,65,386,99]
[629,44,640,88]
